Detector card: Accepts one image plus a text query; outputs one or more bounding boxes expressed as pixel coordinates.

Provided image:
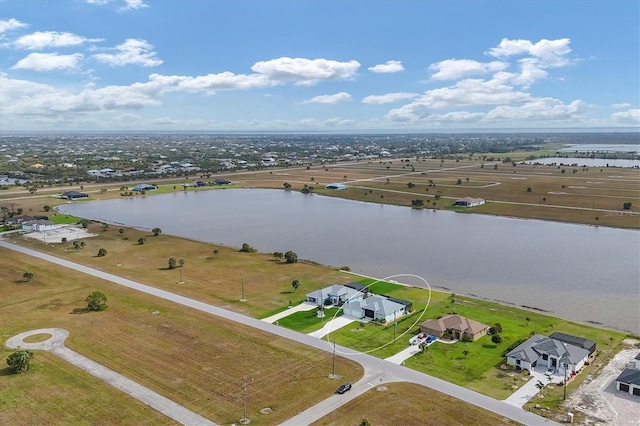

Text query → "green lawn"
[49,214,83,224]
[276,307,342,333]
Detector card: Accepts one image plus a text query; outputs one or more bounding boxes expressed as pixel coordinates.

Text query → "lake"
[58,189,640,334]
[525,158,639,168]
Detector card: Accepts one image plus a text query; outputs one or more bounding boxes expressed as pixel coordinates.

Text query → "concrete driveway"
[503,367,555,407]
[261,301,316,323]
[308,316,356,338]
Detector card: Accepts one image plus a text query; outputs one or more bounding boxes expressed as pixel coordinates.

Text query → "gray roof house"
[305,285,364,307]
[343,295,408,323]
[549,332,597,355]
[615,352,640,396]
[506,334,590,374]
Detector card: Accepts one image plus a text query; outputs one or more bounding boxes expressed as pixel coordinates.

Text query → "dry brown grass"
[8,223,354,318]
[0,248,363,425]
[311,382,521,426]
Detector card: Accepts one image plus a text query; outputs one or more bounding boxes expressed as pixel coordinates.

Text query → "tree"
[85,290,108,311]
[525,316,531,326]
[97,248,107,257]
[152,227,162,236]
[79,219,90,228]
[61,237,67,243]
[526,187,532,192]
[456,179,462,185]
[535,380,546,396]
[138,237,146,245]
[491,334,502,344]
[6,349,34,373]
[118,228,124,235]
[284,251,298,263]
[179,258,185,268]
[213,249,219,257]
[22,272,34,282]
[623,202,632,210]
[273,251,282,261]
[283,182,292,190]
[43,205,51,212]
[168,257,177,269]
[240,243,255,253]
[462,350,469,359]
[358,418,372,426]
[292,279,300,292]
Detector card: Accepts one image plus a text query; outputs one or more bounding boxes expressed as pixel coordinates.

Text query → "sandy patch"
[23,225,98,243]
[563,339,640,425]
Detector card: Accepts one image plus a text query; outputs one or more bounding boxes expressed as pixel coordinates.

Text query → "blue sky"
[0,0,638,132]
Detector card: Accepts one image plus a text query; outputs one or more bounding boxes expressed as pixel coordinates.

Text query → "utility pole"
[178,267,183,284]
[240,376,250,424]
[332,337,336,377]
[240,273,246,302]
[563,363,568,400]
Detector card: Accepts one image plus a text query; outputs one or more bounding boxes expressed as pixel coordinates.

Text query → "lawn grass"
[312,382,521,426]
[276,307,342,333]
[49,214,83,224]
[0,248,364,425]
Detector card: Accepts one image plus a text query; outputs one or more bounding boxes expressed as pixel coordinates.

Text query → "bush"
[284,250,298,263]
[7,349,34,373]
[239,243,256,253]
[492,334,503,344]
[85,290,107,311]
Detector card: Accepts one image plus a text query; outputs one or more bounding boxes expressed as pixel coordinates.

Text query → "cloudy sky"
[0,0,638,132]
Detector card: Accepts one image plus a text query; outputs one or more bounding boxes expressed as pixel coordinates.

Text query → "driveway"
[0,240,558,426]
[503,367,556,407]
[261,301,316,324]
[308,316,356,339]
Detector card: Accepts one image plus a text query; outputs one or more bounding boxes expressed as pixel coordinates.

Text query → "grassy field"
[312,382,521,426]
[0,249,364,425]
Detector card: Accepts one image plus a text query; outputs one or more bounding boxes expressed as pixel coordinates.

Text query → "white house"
[453,197,485,207]
[22,220,58,232]
[616,353,640,396]
[305,285,364,307]
[505,334,589,375]
[342,295,408,323]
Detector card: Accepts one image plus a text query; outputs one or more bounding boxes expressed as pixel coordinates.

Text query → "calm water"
[559,144,640,154]
[526,157,639,168]
[59,189,640,334]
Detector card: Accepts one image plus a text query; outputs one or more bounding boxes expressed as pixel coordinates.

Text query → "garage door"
[619,383,629,392]
[633,387,640,396]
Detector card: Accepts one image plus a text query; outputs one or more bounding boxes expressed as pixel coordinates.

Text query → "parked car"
[425,335,437,344]
[336,383,352,394]
[409,333,426,345]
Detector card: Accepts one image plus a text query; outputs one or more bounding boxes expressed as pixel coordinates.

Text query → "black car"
[336,383,352,394]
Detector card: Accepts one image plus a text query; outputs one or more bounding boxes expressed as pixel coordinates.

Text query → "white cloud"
[120,0,149,10]
[12,52,84,71]
[175,72,270,93]
[368,60,404,73]
[251,57,360,86]
[611,103,632,109]
[428,59,508,81]
[362,92,418,104]
[425,111,485,123]
[92,39,162,67]
[488,38,572,68]
[611,109,640,124]
[484,98,583,121]
[323,117,355,127]
[13,31,102,50]
[303,92,352,104]
[0,18,28,34]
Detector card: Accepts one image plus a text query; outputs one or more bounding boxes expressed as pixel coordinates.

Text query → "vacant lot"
[0,249,363,425]
[312,382,520,426]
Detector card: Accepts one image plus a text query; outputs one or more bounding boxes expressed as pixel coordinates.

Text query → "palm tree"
[179,258,185,268]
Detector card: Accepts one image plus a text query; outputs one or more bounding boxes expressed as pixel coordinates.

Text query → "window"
[542,354,548,361]
[516,360,521,365]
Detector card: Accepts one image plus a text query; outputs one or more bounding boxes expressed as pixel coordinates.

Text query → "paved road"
[0,240,559,425]
[6,328,216,426]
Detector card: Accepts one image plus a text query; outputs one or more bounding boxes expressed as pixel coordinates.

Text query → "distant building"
[420,314,488,341]
[325,183,347,190]
[453,197,485,207]
[61,191,89,200]
[505,334,590,375]
[22,219,58,232]
[343,295,410,323]
[132,184,157,191]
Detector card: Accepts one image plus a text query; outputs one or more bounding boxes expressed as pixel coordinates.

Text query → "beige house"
[419,314,488,341]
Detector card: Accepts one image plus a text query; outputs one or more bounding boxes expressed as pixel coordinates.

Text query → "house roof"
[361,295,405,317]
[506,334,590,365]
[420,314,488,336]
[305,285,363,303]
[549,332,597,353]
[616,368,640,386]
[344,282,369,293]
[62,191,88,197]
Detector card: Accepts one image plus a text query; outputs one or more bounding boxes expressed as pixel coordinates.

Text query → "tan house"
[419,314,488,341]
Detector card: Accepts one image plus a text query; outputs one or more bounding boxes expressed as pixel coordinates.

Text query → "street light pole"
[240,273,246,301]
